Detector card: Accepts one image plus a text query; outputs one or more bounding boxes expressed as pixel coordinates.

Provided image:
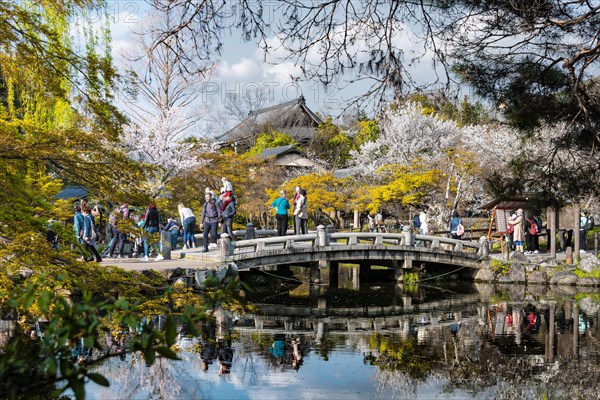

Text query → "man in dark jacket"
[201,193,222,252]
[221,194,236,241]
[142,204,160,261]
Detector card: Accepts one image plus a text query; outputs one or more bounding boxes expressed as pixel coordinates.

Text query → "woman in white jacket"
[294,190,308,235]
[178,203,197,249]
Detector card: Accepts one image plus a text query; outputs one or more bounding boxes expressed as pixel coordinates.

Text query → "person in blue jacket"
[449,210,463,239]
[272,190,291,236]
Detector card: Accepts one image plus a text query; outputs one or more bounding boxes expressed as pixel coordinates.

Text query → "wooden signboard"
[495,209,512,233]
[554,205,578,230]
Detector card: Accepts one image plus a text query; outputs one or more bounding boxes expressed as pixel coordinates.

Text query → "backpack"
[85,214,98,241]
[506,223,514,234]
[586,216,595,231]
[413,214,421,228]
[528,219,538,235]
[456,223,465,236]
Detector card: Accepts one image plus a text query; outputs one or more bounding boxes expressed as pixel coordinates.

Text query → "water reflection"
[76,273,600,400]
[5,263,598,399]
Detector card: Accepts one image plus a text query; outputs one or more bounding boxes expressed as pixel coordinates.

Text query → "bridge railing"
[221,225,486,258]
[228,233,318,256]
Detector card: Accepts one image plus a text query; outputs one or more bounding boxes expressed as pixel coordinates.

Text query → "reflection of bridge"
[233,294,484,340]
[217,227,488,280]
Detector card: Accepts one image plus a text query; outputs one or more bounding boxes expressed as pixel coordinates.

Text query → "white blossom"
[121,107,217,196]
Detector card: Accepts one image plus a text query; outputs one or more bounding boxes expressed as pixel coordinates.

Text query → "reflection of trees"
[369,311,600,399]
[96,343,207,400]
[365,333,434,379]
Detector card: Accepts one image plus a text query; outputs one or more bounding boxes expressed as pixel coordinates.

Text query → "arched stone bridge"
[218,226,489,274]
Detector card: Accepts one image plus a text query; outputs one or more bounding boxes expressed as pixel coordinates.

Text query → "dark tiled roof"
[55,186,88,200]
[217,96,322,144]
[479,193,538,210]
[258,144,298,160]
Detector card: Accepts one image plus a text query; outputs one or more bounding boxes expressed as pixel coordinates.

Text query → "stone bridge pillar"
[317,225,330,246]
[347,321,356,332]
[310,262,321,284]
[244,223,256,240]
[159,231,172,260]
[329,261,339,288]
[318,295,327,309]
[220,234,233,257]
[352,265,360,290]
[395,266,404,282]
[402,225,414,246]
[316,322,325,343]
[310,279,321,305]
[478,236,490,257]
[400,319,411,338]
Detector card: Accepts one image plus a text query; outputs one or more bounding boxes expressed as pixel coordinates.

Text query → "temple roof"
[217,96,322,148]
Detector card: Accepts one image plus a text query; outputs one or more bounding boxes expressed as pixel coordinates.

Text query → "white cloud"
[217,58,263,81]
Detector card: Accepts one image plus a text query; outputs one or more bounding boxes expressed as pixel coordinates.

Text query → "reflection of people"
[291,337,303,370]
[71,337,92,365]
[200,320,217,372]
[217,339,234,375]
[270,334,286,365]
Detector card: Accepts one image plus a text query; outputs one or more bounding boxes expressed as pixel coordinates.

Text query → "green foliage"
[246,130,298,156]
[354,119,380,148]
[573,268,600,279]
[403,272,420,285]
[368,162,444,212]
[490,259,511,276]
[0,265,250,399]
[402,272,421,294]
[365,333,432,379]
[309,118,352,168]
[280,173,347,226]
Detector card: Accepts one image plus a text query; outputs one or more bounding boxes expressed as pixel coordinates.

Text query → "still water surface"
[86,269,600,400]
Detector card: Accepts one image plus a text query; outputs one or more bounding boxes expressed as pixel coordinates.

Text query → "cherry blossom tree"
[349,102,520,226]
[122,107,216,198]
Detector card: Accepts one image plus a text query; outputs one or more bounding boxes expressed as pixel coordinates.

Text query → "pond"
[85,266,600,400]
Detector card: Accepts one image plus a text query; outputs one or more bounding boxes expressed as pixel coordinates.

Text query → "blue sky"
[104,1,441,135]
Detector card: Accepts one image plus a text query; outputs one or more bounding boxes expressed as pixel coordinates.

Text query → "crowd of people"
[74,177,244,262]
[73,180,595,262]
[505,208,594,254]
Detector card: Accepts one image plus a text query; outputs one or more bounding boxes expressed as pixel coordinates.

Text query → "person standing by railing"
[294,189,308,235]
[142,204,160,261]
[272,190,290,236]
[449,210,463,239]
[292,186,302,234]
[201,193,222,253]
[178,203,197,249]
[221,194,236,241]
